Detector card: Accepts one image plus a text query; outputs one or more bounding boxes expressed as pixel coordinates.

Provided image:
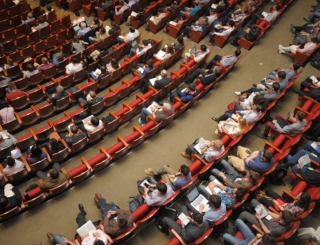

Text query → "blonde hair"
[238,117,248,133]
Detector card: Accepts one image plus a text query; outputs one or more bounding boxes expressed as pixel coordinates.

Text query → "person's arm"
[248,234,262,245]
[267,210,280,218]
[256,213,271,234]
[244,151,259,165]
[167,174,176,184]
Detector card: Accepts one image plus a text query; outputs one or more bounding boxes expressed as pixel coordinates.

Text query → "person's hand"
[255,92,260,95]
[272,199,279,205]
[297,163,301,169]
[143,185,148,191]
[208,182,215,189]
[272,119,277,124]
[239,167,245,172]
[255,213,262,220]
[151,107,155,112]
[198,74,202,77]
[219,172,225,178]
[93,232,100,237]
[199,203,205,212]
[6,133,10,137]
[186,216,193,221]
[256,233,262,238]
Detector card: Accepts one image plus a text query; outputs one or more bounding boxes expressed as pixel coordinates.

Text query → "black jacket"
[154,77,172,90]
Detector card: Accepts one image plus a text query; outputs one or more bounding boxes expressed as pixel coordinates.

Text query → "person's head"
[194,0,199,5]
[41,57,48,64]
[177,35,184,44]
[93,241,104,245]
[49,169,59,179]
[296,111,306,121]
[56,52,64,62]
[39,17,45,24]
[210,140,223,150]
[73,35,80,42]
[129,27,135,33]
[93,17,100,25]
[118,215,128,228]
[147,59,154,68]
[110,58,119,68]
[75,11,80,17]
[291,62,300,71]
[27,12,33,19]
[277,71,286,80]
[248,170,259,182]
[275,4,281,11]
[30,144,43,159]
[209,9,216,15]
[192,213,203,224]
[98,44,105,51]
[223,0,228,4]
[200,44,207,52]
[208,195,221,209]
[142,40,148,46]
[180,164,190,177]
[90,116,100,126]
[238,117,248,133]
[156,182,167,195]
[46,5,52,11]
[0,196,9,208]
[71,56,79,64]
[272,82,280,92]
[56,86,64,94]
[48,138,59,149]
[6,157,15,167]
[261,234,277,245]
[119,0,124,5]
[296,192,311,209]
[89,91,97,99]
[100,27,106,34]
[167,45,174,54]
[234,48,241,57]
[280,210,295,224]
[228,19,235,27]
[80,22,87,29]
[160,70,167,78]
[158,8,164,14]
[8,83,17,91]
[163,103,172,112]
[213,66,222,76]
[262,149,273,162]
[70,125,79,134]
[7,58,13,66]
[187,83,196,92]
[233,188,245,200]
[100,65,106,74]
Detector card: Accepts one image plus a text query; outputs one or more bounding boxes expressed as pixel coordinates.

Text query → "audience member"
[206,48,241,68]
[249,4,281,26]
[106,58,120,73]
[154,45,174,61]
[72,36,86,54]
[141,69,172,93]
[0,130,17,148]
[143,182,173,206]
[129,40,152,57]
[182,16,209,39]
[47,86,68,105]
[37,163,70,191]
[139,102,174,126]
[44,138,65,156]
[72,11,85,26]
[0,104,15,124]
[78,22,91,37]
[37,57,54,72]
[109,0,129,22]
[32,17,49,32]
[184,66,222,85]
[209,20,235,45]
[169,83,199,103]
[0,184,22,214]
[83,116,104,136]
[78,91,103,108]
[23,64,39,78]
[216,117,248,138]
[60,125,87,146]
[184,44,210,63]
[66,57,83,75]
[146,8,167,31]
[279,34,318,55]
[232,25,261,46]
[26,144,47,164]
[2,156,24,175]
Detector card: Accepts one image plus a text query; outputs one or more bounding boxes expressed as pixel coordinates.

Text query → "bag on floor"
[311,59,320,70]
[128,195,144,212]
[154,207,178,234]
[269,163,287,186]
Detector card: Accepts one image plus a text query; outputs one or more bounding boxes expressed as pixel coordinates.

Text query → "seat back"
[88,127,105,144]
[6,65,22,79]
[2,118,22,133]
[90,100,105,115]
[0,206,21,221]
[10,95,29,110]
[110,67,122,82]
[74,67,87,84]
[43,66,57,80]
[51,147,70,163]
[0,144,15,161]
[48,181,70,195]
[70,137,88,154]
[29,157,50,172]
[55,96,70,111]
[28,72,44,86]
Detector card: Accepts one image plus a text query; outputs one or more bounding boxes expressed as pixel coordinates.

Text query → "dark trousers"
[206,55,222,69]
[250,12,263,26]
[241,87,262,94]
[109,10,115,21]
[217,111,232,122]
[185,68,206,84]
[293,23,313,32]
[300,77,313,90]
[37,162,60,180]
[163,206,189,233]
[259,190,286,209]
[220,12,232,25]
[185,138,200,155]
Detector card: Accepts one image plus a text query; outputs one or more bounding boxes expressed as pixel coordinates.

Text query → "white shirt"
[214,26,235,36]
[124,30,139,43]
[81,230,108,245]
[204,145,225,162]
[3,160,24,175]
[240,110,261,125]
[66,63,83,75]
[207,14,218,24]
[84,120,104,135]
[145,184,173,206]
[136,43,152,56]
[194,50,210,63]
[73,17,86,26]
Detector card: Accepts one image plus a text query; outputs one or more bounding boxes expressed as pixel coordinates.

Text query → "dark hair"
[296,111,305,121]
[200,44,207,52]
[129,27,135,33]
[70,125,79,134]
[91,116,100,126]
[100,27,106,34]
[228,19,235,27]
[49,169,59,179]
[262,234,277,245]
[6,157,15,167]
[275,4,281,11]
[30,145,44,159]
[249,170,259,181]
[263,150,273,162]
[39,17,45,23]
[177,35,183,44]
[147,59,154,68]
[49,138,60,151]
[277,71,286,79]
[8,83,17,90]
[0,196,9,208]
[156,182,167,194]
[293,62,300,71]
[235,188,245,200]
[46,5,52,11]
[142,40,148,46]
[192,213,203,224]
[167,45,174,54]
[208,195,221,209]
[100,65,106,73]
[253,94,265,106]
[110,58,119,69]
[118,216,128,227]
[272,82,280,91]
[93,241,104,245]
[296,192,311,209]
[188,83,196,91]
[281,210,294,224]
[180,164,190,176]
[93,17,100,25]
[26,64,34,72]
[234,48,241,56]
[75,11,80,17]
[71,57,79,64]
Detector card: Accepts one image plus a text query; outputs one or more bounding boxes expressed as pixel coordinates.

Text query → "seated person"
[93,193,134,237]
[83,116,104,135]
[0,104,15,124]
[180,0,201,18]
[257,111,306,139]
[302,137,320,162]
[181,138,224,162]
[117,27,139,44]
[295,75,320,92]
[237,200,295,238]
[3,58,17,70]
[37,162,70,191]
[60,125,87,147]
[135,59,155,77]
[209,20,235,45]
[232,25,261,46]
[228,145,274,174]
[52,52,65,67]
[143,182,173,206]
[22,12,35,26]
[37,57,54,72]
[162,211,209,243]
[249,4,281,26]
[205,159,260,191]
[182,16,209,39]
[126,8,146,26]
[259,189,311,217]
[279,34,318,55]
[44,138,65,156]
[0,184,22,214]
[71,36,86,54]
[219,7,247,25]
[95,0,113,12]
[78,22,92,37]
[184,44,210,63]
[223,221,277,245]
[206,48,241,68]
[109,0,129,22]
[184,66,222,85]
[154,45,174,61]
[146,8,167,31]
[164,15,186,34]
[211,0,229,14]
[66,57,83,75]
[31,17,49,32]
[139,102,174,126]
[26,144,47,164]
[106,58,120,73]
[216,117,248,138]
[145,164,191,190]
[266,62,300,81]
[128,40,152,58]
[2,156,24,175]
[88,27,108,44]
[47,85,68,105]
[23,63,39,78]
[198,178,245,209]
[173,35,185,51]
[254,71,288,91]
[78,91,103,108]
[90,44,110,62]
[165,0,180,12]
[90,65,109,83]
[0,130,17,148]
[169,83,199,103]
[185,194,226,224]
[207,9,218,24]
[141,69,172,93]
[296,225,320,244]
[105,22,120,36]
[72,11,85,26]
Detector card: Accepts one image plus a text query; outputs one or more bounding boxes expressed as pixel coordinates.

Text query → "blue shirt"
[190,5,201,15]
[180,92,194,103]
[172,172,192,190]
[244,151,274,173]
[217,187,236,209]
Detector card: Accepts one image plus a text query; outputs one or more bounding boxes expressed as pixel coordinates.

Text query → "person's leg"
[216,111,232,122]
[36,171,47,180]
[234,104,244,111]
[163,217,183,234]
[98,198,110,219]
[250,199,261,208]
[220,159,239,181]
[75,212,86,228]
[184,52,191,63]
[152,165,175,175]
[262,121,277,136]
[265,189,286,202]
[300,78,313,90]
[250,13,260,25]
[52,234,65,244]
[280,45,294,53]
[9,135,17,145]
[184,202,199,214]
[223,233,247,245]
[228,156,245,169]
[117,36,123,45]
[206,58,218,69]
[52,162,61,172]
[185,144,198,155]
[234,219,256,243]
[209,32,214,44]
[237,146,251,159]
[259,197,275,209]
[198,185,211,198]
[88,36,95,44]
[129,47,135,57]
[140,108,152,125]
[185,26,191,39]
[237,211,262,229]
[78,97,88,107]
[109,10,115,21]
[185,68,202,84]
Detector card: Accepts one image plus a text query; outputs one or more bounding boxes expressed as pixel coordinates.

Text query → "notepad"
[262,12,268,17]
[169,21,177,26]
[178,212,190,226]
[255,204,268,218]
[11,149,21,159]
[149,76,162,86]
[298,154,311,168]
[131,11,138,17]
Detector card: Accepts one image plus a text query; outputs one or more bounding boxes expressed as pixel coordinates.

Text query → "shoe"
[138,118,145,126]
[47,232,54,240]
[145,169,154,177]
[278,46,285,54]
[181,151,191,159]
[290,24,296,33]
[214,129,220,136]
[234,91,241,96]
[94,193,102,208]
[125,23,130,26]
[211,117,218,122]
[256,133,268,139]
[145,27,150,31]
[303,17,310,22]
[293,89,301,94]
[252,83,257,88]
[78,203,87,215]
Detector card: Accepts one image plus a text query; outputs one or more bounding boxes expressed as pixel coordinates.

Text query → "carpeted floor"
[1,0,320,244]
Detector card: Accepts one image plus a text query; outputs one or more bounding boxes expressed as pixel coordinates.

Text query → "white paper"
[231,114,240,120]
[248,92,256,105]
[146,102,161,113]
[315,227,320,238]
[211,3,217,8]
[178,212,190,226]
[255,204,268,218]
[298,154,311,168]
[5,189,14,197]
[214,24,222,29]
[82,115,93,124]
[140,179,150,187]
[11,149,21,159]
[311,142,320,153]
[0,132,9,140]
[156,50,166,58]
[205,179,223,194]
[262,12,268,17]
[131,11,137,17]
[93,69,101,77]
[310,76,318,83]
[149,76,162,86]
[265,214,273,220]
[169,21,177,26]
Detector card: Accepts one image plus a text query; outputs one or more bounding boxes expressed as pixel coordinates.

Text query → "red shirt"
[6,90,26,102]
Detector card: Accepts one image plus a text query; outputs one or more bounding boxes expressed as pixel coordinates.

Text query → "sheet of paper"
[4,189,14,197]
[140,179,150,187]
[0,132,9,140]
[11,149,21,159]
[255,204,268,218]
[149,76,162,86]
[131,11,137,17]
[156,50,166,58]
[194,143,202,154]
[311,142,320,153]
[169,21,177,26]
[205,178,222,194]
[178,212,190,226]
[315,227,320,238]
[211,3,217,8]
[262,12,268,17]
[298,154,311,168]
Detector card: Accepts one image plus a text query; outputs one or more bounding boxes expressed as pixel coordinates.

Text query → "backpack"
[154,207,178,234]
[128,195,144,212]
[269,163,287,186]
[311,58,320,70]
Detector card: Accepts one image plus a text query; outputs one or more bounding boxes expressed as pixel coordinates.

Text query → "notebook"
[186,187,210,212]
[131,40,138,49]
[169,21,177,26]
[190,46,197,55]
[255,204,269,218]
[149,76,162,86]
[276,117,288,128]
[205,178,223,194]
[131,11,138,17]
[298,154,311,168]
[76,220,96,236]
[178,212,190,226]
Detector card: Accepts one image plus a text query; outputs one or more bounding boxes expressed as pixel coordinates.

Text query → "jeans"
[117,36,124,44]
[209,32,214,43]
[88,36,96,44]
[304,143,320,162]
[183,26,191,38]
[52,234,69,245]
[37,162,60,180]
[223,219,255,245]
[214,159,240,181]
[308,10,320,21]
[198,175,217,198]
[129,47,135,57]
[98,197,114,219]
[140,108,152,125]
[286,150,312,174]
